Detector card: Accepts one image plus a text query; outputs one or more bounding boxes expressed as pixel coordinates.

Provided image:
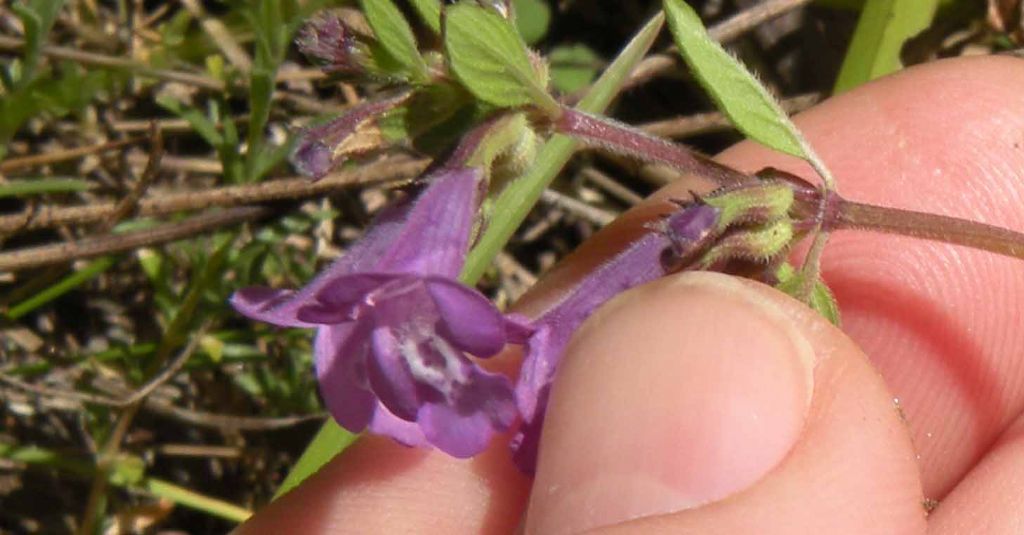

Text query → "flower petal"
[229,202,410,326]
[368,325,422,421]
[314,323,376,432]
[376,168,483,277]
[230,287,312,328]
[368,407,429,448]
[424,277,506,357]
[297,272,399,324]
[418,367,517,458]
[418,404,495,458]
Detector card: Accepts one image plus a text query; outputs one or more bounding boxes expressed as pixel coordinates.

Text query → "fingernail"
[526,272,815,534]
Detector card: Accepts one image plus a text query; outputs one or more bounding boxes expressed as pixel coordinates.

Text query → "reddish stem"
[831,197,1024,260]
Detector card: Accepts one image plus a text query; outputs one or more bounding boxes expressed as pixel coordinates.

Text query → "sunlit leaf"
[408,0,441,34]
[444,4,558,114]
[663,0,806,159]
[359,0,429,81]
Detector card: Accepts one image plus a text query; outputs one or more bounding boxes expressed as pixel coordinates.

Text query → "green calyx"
[701,181,795,232]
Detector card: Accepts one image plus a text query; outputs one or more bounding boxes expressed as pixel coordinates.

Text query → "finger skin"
[928,414,1024,534]
[237,56,1024,533]
[526,273,925,534]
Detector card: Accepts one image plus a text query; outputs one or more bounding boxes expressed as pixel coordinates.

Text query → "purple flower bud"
[291,92,410,179]
[232,168,529,458]
[296,11,365,75]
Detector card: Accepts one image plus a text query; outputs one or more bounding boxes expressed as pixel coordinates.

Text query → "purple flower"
[512,203,720,471]
[232,168,529,457]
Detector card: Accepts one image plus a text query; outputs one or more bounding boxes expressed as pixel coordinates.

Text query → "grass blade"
[833,0,939,93]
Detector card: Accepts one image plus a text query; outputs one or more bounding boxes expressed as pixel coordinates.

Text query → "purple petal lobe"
[424,277,506,357]
[418,367,517,458]
[369,407,429,448]
[419,404,497,458]
[314,323,376,432]
[231,287,312,328]
[368,326,422,421]
[297,272,400,324]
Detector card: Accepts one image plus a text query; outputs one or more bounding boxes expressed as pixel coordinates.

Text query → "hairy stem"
[833,198,1024,260]
[554,107,752,186]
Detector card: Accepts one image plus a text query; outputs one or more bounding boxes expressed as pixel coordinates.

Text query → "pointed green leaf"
[444,4,559,114]
[360,0,429,81]
[408,0,441,34]
[663,0,806,159]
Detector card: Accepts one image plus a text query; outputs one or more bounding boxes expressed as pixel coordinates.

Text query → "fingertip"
[526,273,925,534]
[525,272,817,533]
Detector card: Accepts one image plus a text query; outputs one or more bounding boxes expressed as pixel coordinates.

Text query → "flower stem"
[832,198,1024,260]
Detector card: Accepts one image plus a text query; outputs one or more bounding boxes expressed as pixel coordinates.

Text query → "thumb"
[525,272,925,534]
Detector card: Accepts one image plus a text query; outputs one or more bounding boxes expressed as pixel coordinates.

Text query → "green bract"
[444,4,559,114]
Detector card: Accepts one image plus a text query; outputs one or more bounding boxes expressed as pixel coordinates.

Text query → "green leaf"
[513,0,551,45]
[663,0,807,160]
[775,263,841,325]
[360,0,429,81]
[549,44,602,93]
[6,257,116,320]
[407,0,442,34]
[444,4,559,115]
[156,96,223,147]
[11,0,66,88]
[833,0,939,93]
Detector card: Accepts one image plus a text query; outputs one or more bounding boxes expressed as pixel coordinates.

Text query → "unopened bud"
[702,182,795,231]
[296,11,367,76]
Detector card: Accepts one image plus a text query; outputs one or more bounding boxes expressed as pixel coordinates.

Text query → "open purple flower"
[232,168,529,457]
[512,203,720,471]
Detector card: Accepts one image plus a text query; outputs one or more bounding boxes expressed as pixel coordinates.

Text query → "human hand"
[237,56,1024,534]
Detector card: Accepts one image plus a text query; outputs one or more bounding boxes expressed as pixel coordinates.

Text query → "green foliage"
[444,3,559,114]
[513,0,552,45]
[663,0,809,160]
[10,0,66,90]
[361,0,430,81]
[5,258,117,320]
[776,263,841,325]
[833,0,939,93]
[548,44,602,93]
[408,0,442,34]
